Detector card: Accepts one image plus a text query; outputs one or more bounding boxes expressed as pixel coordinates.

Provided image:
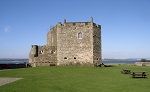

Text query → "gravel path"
[0,77,22,86]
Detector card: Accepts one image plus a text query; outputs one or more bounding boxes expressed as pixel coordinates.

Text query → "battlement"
[50,18,101,31]
[63,22,91,26]
[49,22,101,31]
[58,22,100,28]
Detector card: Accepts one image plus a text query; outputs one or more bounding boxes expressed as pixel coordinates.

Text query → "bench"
[131,72,147,78]
[121,69,131,74]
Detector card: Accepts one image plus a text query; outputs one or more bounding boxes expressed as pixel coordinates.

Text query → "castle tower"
[29,18,102,66]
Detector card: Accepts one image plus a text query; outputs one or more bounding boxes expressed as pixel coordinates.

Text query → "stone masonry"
[29,18,102,67]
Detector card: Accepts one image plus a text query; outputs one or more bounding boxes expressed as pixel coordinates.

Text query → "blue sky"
[0,0,150,59]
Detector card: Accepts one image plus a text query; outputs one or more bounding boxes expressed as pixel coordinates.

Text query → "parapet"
[48,18,101,34]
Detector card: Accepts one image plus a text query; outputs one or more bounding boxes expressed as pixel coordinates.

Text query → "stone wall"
[56,22,102,66]
[47,27,57,46]
[29,45,57,67]
[93,24,101,65]
[29,19,102,67]
[135,62,150,66]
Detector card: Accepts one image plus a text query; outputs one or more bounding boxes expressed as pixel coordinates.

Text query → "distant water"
[0,59,28,64]
[103,59,139,65]
[0,59,139,65]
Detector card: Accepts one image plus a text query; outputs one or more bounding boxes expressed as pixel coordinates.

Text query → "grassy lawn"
[0,65,150,92]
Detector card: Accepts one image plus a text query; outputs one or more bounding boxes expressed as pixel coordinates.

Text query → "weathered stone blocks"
[29,19,102,67]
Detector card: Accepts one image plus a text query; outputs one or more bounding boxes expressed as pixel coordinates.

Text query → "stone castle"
[29,18,101,67]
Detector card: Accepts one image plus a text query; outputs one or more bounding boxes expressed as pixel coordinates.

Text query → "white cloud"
[4,26,11,32]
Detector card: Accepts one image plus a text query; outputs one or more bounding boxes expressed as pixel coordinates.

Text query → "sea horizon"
[0,58,141,64]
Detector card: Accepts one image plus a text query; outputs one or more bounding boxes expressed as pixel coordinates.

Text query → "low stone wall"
[135,62,150,66]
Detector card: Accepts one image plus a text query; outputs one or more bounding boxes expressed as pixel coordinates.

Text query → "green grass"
[0,65,150,92]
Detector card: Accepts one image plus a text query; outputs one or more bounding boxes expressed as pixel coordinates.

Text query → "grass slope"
[0,65,150,92]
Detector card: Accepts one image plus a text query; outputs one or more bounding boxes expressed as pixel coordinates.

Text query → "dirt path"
[0,77,22,86]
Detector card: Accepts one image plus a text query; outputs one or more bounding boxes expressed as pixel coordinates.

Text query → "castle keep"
[29,18,101,67]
